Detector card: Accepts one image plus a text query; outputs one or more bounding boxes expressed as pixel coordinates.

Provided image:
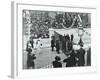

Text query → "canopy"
[54,29,77,36]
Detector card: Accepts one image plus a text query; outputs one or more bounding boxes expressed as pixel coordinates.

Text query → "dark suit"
[30,40,34,48]
[26,48,32,53]
[63,51,76,67]
[77,48,85,66]
[27,53,36,69]
[71,34,74,41]
[87,48,91,66]
[51,39,55,51]
[52,61,62,68]
[56,40,60,54]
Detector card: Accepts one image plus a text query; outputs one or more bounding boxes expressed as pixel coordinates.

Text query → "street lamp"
[78,27,84,47]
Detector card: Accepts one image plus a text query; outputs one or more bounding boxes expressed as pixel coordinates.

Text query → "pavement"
[23,47,67,69]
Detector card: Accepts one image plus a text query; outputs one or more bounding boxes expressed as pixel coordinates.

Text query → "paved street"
[23,47,67,69]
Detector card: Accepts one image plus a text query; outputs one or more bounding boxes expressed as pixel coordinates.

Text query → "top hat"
[55,56,61,61]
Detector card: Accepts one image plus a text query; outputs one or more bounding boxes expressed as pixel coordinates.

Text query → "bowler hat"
[55,56,61,61]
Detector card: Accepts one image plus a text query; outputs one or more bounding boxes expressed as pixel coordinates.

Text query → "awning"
[54,29,76,36]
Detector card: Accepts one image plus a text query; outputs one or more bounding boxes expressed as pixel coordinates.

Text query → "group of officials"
[52,46,87,68]
[51,34,74,54]
[51,34,91,68]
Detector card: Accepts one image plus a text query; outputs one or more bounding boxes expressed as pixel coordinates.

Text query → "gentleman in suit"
[56,40,60,54]
[52,56,62,68]
[29,37,34,48]
[51,39,55,51]
[26,46,36,69]
[63,49,76,67]
[87,48,91,66]
[76,45,85,66]
[71,34,74,42]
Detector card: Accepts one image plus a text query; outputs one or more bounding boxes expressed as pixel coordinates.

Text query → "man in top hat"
[52,56,62,68]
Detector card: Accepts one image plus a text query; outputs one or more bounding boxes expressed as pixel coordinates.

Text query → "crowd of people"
[52,46,87,68]
[52,48,91,68]
[24,11,90,39]
[51,34,91,68]
[26,37,43,69]
[23,11,91,69]
[25,32,91,69]
[51,34,74,54]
